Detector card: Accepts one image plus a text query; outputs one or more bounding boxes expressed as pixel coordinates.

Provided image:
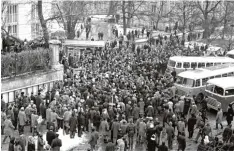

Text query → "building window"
[31,23,42,39]
[6,5,18,37]
[31,4,38,20]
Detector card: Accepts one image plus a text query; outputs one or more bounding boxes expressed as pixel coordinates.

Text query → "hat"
[149,123,154,128]
[20,107,24,111]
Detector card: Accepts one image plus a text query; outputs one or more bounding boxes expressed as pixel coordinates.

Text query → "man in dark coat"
[188,114,197,138]
[51,133,62,151]
[177,132,186,151]
[30,92,36,105]
[46,126,56,146]
[158,142,168,151]
[35,93,42,115]
[226,104,234,126]
[40,101,47,121]
[78,111,85,137]
[69,112,77,138]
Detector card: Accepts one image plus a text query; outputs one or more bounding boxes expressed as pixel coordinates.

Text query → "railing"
[1,47,52,79]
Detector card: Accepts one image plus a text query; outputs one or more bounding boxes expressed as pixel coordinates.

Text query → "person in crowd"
[226,104,234,126]
[89,127,99,151]
[127,118,135,151]
[18,107,27,134]
[215,108,223,129]
[166,122,174,150]
[2,115,15,144]
[177,132,186,151]
[46,126,56,146]
[38,133,45,151]
[8,137,15,151]
[51,133,62,151]
[27,136,35,151]
[188,114,197,139]
[69,112,77,138]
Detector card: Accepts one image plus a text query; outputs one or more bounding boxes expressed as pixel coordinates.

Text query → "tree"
[54,1,89,39]
[150,1,175,31]
[37,0,49,47]
[195,0,222,39]
[221,1,234,39]
[173,1,198,34]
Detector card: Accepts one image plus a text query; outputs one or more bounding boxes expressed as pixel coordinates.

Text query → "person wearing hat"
[18,107,27,134]
[146,122,156,151]
[126,118,135,150]
[89,126,99,151]
[166,122,174,150]
[38,132,45,151]
[2,115,15,144]
[51,133,62,151]
[69,112,77,139]
[46,126,56,146]
[27,136,35,151]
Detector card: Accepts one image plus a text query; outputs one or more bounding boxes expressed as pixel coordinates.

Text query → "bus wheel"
[196,93,204,104]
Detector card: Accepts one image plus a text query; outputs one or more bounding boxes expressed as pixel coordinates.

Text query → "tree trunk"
[202,16,210,39]
[37,0,49,48]
[122,1,126,35]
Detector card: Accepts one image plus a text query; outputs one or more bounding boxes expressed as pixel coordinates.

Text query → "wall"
[1,66,64,103]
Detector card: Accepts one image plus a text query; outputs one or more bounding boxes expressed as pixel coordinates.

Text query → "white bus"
[205,77,234,112]
[174,64,234,101]
[166,56,234,74]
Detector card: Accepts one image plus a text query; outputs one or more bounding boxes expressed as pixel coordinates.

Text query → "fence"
[1,47,52,78]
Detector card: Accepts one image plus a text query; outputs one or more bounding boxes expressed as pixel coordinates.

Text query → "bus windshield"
[177,77,194,87]
[225,89,234,96]
[168,60,176,67]
[214,86,224,96]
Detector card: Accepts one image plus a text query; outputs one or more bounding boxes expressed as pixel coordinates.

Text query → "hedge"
[1,47,52,78]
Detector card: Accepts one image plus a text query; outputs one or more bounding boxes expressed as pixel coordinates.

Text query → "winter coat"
[46,131,56,146]
[216,110,223,124]
[38,136,45,151]
[18,111,27,126]
[46,108,52,122]
[132,107,140,119]
[146,105,154,117]
[40,104,47,119]
[69,116,77,132]
[112,121,120,138]
[188,117,197,131]
[4,119,15,137]
[100,120,109,136]
[31,114,39,128]
[89,131,99,146]
[51,138,62,151]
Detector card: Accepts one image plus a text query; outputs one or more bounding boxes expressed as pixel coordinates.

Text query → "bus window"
[222,73,227,77]
[202,78,209,86]
[206,63,213,67]
[176,62,182,68]
[214,86,224,96]
[191,62,197,69]
[183,62,190,68]
[215,75,221,78]
[210,76,214,79]
[206,84,214,92]
[195,79,201,87]
[225,89,234,96]
[228,72,234,76]
[198,62,205,68]
[182,78,194,87]
[168,60,176,67]
[214,63,221,66]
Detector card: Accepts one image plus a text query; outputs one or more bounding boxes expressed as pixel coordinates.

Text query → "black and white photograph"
[1,0,234,151]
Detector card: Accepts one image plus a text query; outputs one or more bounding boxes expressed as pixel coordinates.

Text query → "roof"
[207,77,234,89]
[178,64,234,79]
[63,40,106,48]
[227,50,234,55]
[170,56,234,63]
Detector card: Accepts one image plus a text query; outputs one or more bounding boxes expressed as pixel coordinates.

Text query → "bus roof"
[63,40,106,48]
[227,50,234,55]
[207,77,234,89]
[178,64,234,79]
[170,56,234,63]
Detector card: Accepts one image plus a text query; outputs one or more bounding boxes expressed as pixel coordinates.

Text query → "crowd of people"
[1,25,234,151]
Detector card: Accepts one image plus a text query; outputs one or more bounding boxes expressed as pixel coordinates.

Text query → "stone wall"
[1,66,63,93]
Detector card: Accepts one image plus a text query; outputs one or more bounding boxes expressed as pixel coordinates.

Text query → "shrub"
[1,47,52,78]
